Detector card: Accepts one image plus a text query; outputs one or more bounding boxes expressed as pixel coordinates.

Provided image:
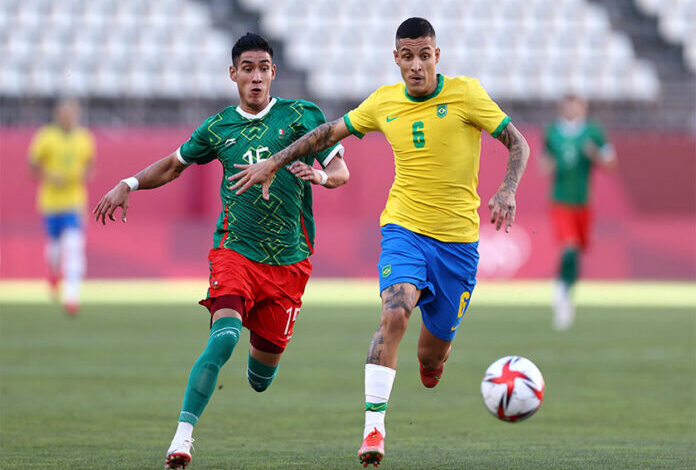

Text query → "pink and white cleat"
[358,428,384,467]
[165,437,194,469]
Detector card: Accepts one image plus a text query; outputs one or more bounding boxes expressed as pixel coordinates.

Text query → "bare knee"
[379,283,419,340]
[380,306,411,339]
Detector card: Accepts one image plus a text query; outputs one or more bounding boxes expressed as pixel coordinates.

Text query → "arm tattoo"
[271,119,341,168]
[496,123,530,193]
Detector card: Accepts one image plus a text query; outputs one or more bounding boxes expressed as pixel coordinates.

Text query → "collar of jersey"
[557,117,586,136]
[404,74,444,102]
[236,97,277,120]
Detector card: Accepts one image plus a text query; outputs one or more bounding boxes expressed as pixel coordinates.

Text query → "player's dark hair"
[562,93,583,103]
[231,33,274,66]
[395,17,436,44]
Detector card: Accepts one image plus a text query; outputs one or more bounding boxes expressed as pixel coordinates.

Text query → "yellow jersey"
[344,74,509,242]
[28,124,95,214]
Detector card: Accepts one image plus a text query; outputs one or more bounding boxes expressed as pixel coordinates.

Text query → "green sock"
[247,353,278,392]
[179,317,242,425]
[559,248,579,287]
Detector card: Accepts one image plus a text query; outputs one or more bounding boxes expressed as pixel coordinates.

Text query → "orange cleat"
[419,360,444,388]
[358,428,384,467]
[64,303,80,316]
[48,272,60,302]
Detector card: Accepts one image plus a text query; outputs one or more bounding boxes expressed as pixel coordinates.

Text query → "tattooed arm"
[229,118,351,199]
[487,122,530,232]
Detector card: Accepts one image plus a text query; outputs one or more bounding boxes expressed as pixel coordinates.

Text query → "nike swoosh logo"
[386,116,399,122]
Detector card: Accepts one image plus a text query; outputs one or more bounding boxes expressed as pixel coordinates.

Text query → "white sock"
[170,421,194,448]
[553,281,575,330]
[45,239,60,275]
[364,364,396,438]
[61,229,85,304]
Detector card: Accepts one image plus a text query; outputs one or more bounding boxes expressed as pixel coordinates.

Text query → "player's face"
[230,50,276,112]
[560,97,588,121]
[394,36,440,97]
[55,101,80,131]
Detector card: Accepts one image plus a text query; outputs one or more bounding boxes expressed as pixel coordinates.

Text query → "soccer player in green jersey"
[93,33,349,469]
[231,18,529,467]
[542,94,616,330]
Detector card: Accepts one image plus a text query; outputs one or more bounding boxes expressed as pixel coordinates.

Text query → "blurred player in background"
[231,18,529,467]
[28,98,95,315]
[93,33,349,469]
[542,94,616,331]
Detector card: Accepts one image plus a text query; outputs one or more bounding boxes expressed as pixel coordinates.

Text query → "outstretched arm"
[230,118,351,199]
[488,122,530,232]
[585,141,617,169]
[288,153,350,189]
[92,152,188,225]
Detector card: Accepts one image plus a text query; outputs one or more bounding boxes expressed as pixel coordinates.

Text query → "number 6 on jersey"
[412,121,425,148]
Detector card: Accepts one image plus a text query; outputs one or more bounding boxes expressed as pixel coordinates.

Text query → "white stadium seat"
[0,0,245,98]
[637,0,696,72]
[0,0,678,99]
[245,0,663,101]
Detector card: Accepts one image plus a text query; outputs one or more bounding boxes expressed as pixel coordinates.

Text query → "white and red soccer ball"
[480,356,545,422]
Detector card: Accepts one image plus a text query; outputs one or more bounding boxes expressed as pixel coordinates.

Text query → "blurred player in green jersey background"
[542,95,616,330]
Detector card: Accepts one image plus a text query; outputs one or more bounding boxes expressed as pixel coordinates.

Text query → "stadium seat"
[241,0,661,101]
[635,0,696,73]
[0,0,239,98]
[0,0,669,100]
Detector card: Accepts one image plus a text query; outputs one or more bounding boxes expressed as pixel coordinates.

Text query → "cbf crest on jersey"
[437,104,447,118]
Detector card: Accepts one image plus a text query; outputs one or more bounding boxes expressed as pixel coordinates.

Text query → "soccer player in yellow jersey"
[29,99,95,314]
[231,18,530,467]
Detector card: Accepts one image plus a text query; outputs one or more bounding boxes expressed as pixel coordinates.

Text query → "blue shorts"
[378,224,479,341]
[43,212,82,240]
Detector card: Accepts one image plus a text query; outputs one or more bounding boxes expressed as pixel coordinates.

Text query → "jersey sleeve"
[463,79,510,138]
[588,121,615,163]
[589,122,609,148]
[177,116,220,165]
[343,90,380,139]
[28,127,49,164]
[543,125,554,154]
[299,102,345,168]
[83,130,96,165]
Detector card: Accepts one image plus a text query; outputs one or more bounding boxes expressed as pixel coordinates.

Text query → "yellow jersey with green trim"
[344,74,509,242]
[28,124,95,214]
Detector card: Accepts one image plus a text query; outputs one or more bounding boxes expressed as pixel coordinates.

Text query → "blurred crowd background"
[1,0,694,281]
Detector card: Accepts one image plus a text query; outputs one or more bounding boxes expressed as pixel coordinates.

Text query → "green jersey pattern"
[544,120,608,205]
[179,98,342,265]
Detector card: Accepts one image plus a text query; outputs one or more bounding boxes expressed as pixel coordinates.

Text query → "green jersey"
[178,97,344,265]
[544,119,608,205]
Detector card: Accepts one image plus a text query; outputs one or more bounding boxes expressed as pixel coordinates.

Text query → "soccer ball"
[480,356,545,423]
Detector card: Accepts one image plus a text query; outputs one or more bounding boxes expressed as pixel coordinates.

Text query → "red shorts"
[551,204,592,250]
[199,248,312,349]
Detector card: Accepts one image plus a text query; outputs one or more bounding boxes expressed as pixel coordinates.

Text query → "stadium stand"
[0,0,237,99]
[0,0,693,128]
[635,0,696,71]
[243,0,660,102]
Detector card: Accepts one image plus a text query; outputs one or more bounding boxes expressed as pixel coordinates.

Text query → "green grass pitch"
[1,301,694,469]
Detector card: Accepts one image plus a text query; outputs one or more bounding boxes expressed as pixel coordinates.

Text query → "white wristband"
[317,170,328,186]
[120,177,139,191]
